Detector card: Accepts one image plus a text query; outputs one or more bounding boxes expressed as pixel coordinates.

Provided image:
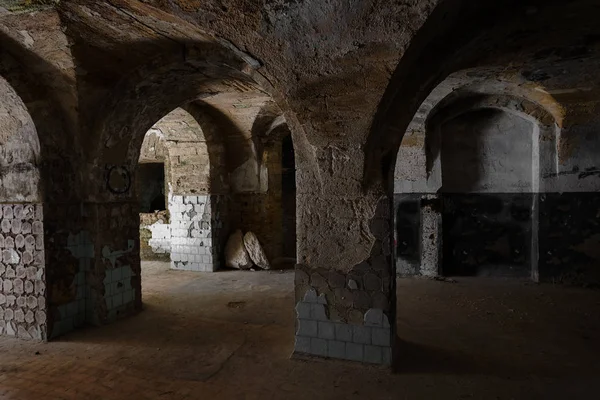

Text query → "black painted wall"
[442,194,532,278]
[539,193,600,287]
[394,194,421,275]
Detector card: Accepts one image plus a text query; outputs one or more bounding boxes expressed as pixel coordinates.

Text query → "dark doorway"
[138,162,166,213]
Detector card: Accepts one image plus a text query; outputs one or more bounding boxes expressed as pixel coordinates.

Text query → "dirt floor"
[0,261,599,399]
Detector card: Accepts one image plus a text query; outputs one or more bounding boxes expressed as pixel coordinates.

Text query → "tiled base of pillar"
[168,195,222,272]
[293,289,393,365]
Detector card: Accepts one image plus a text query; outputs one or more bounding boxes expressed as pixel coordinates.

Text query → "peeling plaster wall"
[230,140,284,263]
[395,99,600,283]
[0,76,40,203]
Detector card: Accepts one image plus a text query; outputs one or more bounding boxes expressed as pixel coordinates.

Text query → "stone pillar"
[420,195,442,277]
[294,196,395,366]
[88,201,141,325]
[46,202,92,338]
[168,194,224,272]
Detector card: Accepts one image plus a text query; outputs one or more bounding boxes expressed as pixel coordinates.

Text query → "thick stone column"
[169,194,227,272]
[294,194,396,365]
[88,201,141,325]
[46,202,90,338]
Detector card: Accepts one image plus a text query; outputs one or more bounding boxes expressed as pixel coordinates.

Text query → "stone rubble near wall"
[0,204,47,340]
[243,231,271,270]
[294,288,392,365]
[225,229,252,270]
[169,195,223,272]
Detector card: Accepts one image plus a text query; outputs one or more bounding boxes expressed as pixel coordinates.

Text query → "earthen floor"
[0,261,599,399]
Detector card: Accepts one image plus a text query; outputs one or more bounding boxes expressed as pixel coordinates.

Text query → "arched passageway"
[363,0,600,369]
[393,82,563,281]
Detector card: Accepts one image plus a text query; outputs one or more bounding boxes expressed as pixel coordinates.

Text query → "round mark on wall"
[107,166,131,194]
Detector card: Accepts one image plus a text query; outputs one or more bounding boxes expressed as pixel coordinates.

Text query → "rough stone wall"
[394,194,421,276]
[0,76,40,203]
[230,140,283,263]
[294,197,395,364]
[138,104,289,268]
[0,72,48,339]
[281,134,296,259]
[141,107,223,197]
[0,203,47,340]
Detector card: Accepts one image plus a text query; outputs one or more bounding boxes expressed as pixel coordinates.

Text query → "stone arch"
[425,88,562,193]
[367,0,600,300]
[80,37,308,326]
[392,74,564,280]
[365,0,600,189]
[431,90,559,279]
[0,75,47,340]
[0,29,89,341]
[0,75,41,202]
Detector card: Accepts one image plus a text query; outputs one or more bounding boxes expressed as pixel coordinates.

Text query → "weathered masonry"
[393,74,600,285]
[0,0,599,369]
